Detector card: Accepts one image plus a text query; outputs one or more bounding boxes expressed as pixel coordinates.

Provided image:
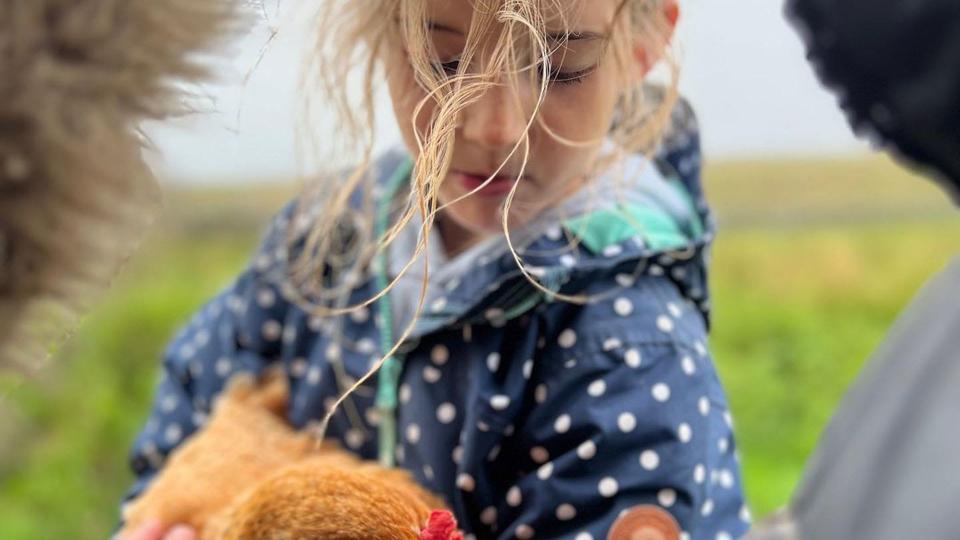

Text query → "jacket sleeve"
[121,204,296,507]
[493,291,750,540]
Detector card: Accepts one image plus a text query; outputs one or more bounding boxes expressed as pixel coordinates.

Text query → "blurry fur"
[120,370,453,540]
[0,0,240,372]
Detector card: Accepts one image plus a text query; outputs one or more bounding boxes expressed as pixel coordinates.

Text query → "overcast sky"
[144,0,870,184]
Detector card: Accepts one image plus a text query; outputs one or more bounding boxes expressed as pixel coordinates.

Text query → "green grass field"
[1,156,958,538]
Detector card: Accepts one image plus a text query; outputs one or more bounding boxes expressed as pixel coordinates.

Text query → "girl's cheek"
[386,59,435,145]
[540,89,610,143]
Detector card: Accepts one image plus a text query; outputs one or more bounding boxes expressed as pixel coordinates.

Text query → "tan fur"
[120,371,447,540]
[0,0,242,372]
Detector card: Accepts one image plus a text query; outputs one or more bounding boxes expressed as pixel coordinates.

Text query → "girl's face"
[385,0,653,253]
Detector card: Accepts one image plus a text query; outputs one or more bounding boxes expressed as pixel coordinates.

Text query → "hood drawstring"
[375,158,414,468]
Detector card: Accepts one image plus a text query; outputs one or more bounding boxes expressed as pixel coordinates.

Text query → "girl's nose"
[459,82,529,151]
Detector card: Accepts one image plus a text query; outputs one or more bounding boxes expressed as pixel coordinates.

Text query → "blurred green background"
[1,156,958,539]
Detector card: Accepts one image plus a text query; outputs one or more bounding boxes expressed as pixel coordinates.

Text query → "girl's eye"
[430,58,591,86]
[548,67,591,86]
[540,59,596,86]
[433,59,461,76]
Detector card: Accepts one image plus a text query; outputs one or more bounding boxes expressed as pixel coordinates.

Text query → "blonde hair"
[279,0,680,438]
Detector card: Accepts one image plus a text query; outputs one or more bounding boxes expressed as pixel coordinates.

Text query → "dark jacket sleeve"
[121,205,296,508]
[491,278,750,540]
[786,0,960,199]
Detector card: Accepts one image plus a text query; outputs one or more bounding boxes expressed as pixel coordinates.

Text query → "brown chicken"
[119,370,464,540]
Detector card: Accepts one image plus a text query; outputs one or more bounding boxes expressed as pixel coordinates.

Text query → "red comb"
[420,510,465,540]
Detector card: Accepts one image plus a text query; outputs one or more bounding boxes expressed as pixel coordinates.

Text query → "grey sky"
[145,0,868,184]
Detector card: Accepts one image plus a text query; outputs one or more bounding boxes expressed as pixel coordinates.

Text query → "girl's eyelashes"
[433,58,461,76]
[431,57,593,86]
[545,65,593,86]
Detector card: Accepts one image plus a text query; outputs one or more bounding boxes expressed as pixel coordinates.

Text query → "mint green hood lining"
[563,176,704,254]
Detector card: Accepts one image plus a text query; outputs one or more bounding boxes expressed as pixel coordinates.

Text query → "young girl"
[123,0,749,538]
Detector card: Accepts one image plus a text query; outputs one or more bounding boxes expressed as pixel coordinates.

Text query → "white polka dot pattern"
[130,190,748,540]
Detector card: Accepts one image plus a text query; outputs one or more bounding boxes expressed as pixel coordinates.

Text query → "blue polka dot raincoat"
[124,101,751,540]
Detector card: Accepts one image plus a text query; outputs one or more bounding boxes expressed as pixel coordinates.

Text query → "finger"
[120,519,165,540]
[163,524,199,540]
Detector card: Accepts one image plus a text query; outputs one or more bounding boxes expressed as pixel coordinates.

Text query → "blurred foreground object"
[0,0,240,372]
[788,0,960,201]
[748,261,960,540]
[748,0,960,538]
[788,262,960,539]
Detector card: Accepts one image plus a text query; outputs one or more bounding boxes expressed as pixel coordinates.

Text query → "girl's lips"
[453,170,520,197]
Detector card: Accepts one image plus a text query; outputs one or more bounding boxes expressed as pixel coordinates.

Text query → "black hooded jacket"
[787,0,960,199]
